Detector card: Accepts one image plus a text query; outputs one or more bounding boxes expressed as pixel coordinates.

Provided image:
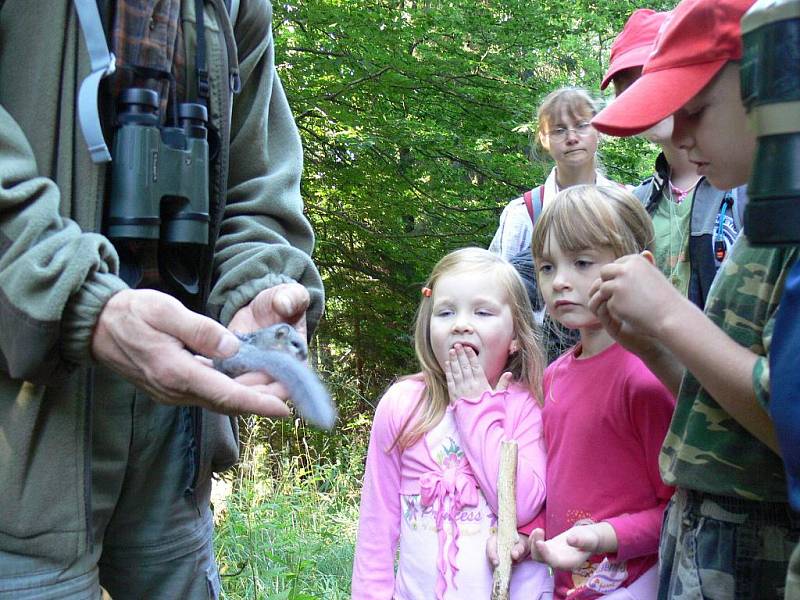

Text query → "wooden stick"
[491,440,518,600]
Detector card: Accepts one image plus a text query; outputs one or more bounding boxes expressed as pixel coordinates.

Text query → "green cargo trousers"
[0,367,221,599]
[658,488,800,600]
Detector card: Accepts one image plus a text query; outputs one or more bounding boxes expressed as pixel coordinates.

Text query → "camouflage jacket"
[660,235,799,501]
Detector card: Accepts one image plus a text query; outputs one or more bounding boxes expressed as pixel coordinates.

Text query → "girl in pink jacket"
[352,247,553,599]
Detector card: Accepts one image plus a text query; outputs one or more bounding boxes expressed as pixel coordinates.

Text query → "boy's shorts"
[658,488,800,600]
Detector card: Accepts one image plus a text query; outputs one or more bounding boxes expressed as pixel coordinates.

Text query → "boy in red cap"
[590,0,799,597]
[602,8,745,310]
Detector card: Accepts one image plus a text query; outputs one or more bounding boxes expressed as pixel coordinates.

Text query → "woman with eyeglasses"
[489,87,621,262]
[489,87,622,363]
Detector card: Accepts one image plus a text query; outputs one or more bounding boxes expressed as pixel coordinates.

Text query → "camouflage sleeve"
[752,246,800,410]
[752,312,774,410]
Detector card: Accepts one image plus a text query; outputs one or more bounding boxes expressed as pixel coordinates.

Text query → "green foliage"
[218,1,681,595]
[215,413,369,599]
[274,0,675,408]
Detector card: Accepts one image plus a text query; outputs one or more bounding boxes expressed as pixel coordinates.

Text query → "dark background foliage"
[273,0,675,424]
[217,3,680,595]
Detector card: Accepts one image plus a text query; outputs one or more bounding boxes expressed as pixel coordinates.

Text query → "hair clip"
[421,286,432,297]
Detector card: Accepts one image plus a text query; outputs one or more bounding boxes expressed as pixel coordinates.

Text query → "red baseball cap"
[600,9,669,91]
[593,0,756,137]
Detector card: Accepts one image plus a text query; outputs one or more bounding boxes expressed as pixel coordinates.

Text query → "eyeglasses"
[546,122,594,142]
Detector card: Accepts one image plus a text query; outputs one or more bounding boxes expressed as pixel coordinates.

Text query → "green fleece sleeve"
[0,105,127,382]
[209,0,325,332]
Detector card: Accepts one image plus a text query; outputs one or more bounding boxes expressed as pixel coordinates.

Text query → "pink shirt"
[542,343,675,599]
[352,376,552,599]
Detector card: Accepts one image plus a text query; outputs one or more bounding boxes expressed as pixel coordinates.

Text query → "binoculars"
[105,88,211,305]
[107,87,210,246]
[741,0,800,246]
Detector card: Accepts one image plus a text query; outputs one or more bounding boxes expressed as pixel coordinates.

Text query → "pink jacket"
[352,376,549,599]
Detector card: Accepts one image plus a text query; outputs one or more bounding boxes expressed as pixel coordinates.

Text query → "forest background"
[215,0,675,597]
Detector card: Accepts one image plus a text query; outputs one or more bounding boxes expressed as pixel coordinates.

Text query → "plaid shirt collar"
[111,0,186,112]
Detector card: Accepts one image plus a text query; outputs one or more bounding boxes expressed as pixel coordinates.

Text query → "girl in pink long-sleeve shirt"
[526,185,676,599]
[351,248,553,599]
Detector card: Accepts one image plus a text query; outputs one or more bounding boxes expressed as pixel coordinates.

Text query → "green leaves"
[274,0,676,410]
[216,5,682,596]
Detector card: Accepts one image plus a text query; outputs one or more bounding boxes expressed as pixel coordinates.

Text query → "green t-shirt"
[660,235,799,501]
[652,191,693,296]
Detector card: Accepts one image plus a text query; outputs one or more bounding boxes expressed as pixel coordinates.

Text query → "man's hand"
[486,532,530,567]
[225,283,311,400]
[228,282,310,337]
[91,289,291,417]
[445,344,511,404]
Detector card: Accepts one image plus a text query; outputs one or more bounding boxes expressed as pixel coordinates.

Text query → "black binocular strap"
[194,0,210,106]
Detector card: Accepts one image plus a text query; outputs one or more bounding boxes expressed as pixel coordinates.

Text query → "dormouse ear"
[509,339,519,354]
[640,250,656,266]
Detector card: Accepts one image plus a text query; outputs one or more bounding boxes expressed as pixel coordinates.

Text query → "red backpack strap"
[523,190,534,222]
[523,185,545,225]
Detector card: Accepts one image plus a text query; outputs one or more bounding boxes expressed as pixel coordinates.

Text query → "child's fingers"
[445,352,455,377]
[461,345,491,385]
[485,533,499,566]
[448,349,464,381]
[535,537,571,570]
[533,539,552,565]
[528,528,546,562]
[510,537,529,562]
[495,371,513,392]
[456,344,473,374]
[445,364,457,397]
[566,529,597,553]
[530,528,545,543]
[566,532,587,551]
[465,345,482,371]
[454,345,480,388]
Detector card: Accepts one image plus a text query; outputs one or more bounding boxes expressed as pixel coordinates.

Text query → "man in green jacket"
[0,1,324,598]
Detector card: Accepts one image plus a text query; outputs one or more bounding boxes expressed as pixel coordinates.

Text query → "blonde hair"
[531,185,655,263]
[393,247,544,450]
[536,87,598,144]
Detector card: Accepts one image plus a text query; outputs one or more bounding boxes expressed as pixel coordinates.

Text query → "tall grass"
[214,410,373,599]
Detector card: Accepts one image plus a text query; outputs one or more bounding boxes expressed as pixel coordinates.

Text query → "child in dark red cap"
[603,8,746,311]
[590,0,799,597]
